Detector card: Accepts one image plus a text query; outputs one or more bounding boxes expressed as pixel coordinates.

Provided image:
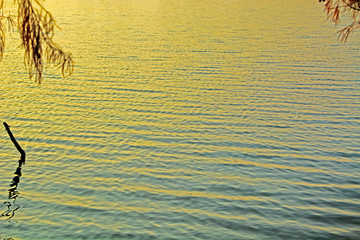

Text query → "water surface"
[0,0,359,239]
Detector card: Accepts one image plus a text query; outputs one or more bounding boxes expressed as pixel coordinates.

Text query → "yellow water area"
[0,0,359,239]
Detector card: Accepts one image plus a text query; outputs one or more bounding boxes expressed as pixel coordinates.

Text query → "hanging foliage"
[320,0,360,42]
[0,0,73,84]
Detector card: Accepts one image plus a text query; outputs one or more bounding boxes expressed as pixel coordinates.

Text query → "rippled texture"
[0,0,359,239]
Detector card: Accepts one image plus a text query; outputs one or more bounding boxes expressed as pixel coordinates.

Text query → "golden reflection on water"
[0,0,359,239]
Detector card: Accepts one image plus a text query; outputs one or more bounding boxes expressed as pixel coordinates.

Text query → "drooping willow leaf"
[0,0,74,84]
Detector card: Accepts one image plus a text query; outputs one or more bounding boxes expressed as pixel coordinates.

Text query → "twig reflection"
[1,157,24,220]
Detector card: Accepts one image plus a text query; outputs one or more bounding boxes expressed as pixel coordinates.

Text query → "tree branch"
[342,0,360,11]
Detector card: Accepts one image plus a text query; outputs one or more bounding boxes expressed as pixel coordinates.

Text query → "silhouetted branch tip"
[321,0,360,42]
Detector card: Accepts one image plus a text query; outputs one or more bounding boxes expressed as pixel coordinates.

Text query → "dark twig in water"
[1,122,26,221]
[3,122,25,165]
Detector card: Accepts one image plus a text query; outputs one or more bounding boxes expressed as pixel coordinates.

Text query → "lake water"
[0,0,359,239]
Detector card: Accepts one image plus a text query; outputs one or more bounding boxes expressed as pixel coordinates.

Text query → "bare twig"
[1,122,26,222]
[3,122,25,164]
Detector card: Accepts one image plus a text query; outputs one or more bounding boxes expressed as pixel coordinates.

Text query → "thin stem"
[342,0,360,11]
[3,122,26,164]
